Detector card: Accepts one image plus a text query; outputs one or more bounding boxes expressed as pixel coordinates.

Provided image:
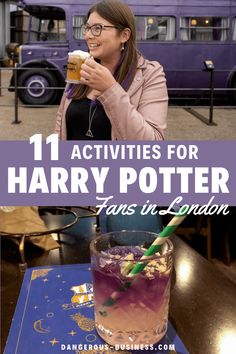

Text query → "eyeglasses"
[81,23,121,37]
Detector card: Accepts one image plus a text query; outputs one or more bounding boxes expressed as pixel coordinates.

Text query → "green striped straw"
[99,205,189,315]
[127,205,189,278]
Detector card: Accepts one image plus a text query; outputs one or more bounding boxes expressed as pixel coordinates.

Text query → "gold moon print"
[33,319,50,334]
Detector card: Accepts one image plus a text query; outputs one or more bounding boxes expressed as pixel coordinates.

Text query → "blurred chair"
[174,215,212,261]
[104,206,162,234]
[0,207,78,270]
[49,206,100,234]
[72,206,100,233]
[211,207,236,265]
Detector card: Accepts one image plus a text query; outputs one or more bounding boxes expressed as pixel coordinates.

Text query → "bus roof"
[19,0,235,7]
[19,0,235,18]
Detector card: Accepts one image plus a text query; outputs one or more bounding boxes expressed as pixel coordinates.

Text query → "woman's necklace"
[86,100,98,138]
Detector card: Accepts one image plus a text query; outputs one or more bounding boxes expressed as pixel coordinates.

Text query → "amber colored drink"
[66,50,90,83]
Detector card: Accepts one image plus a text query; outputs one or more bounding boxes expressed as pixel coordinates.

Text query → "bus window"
[233,18,236,41]
[180,17,229,41]
[73,16,86,39]
[25,6,66,42]
[136,16,175,41]
[33,19,66,42]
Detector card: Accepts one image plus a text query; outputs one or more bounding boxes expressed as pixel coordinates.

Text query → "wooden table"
[170,236,236,354]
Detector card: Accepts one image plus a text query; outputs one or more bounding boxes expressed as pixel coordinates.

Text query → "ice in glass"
[90,231,173,346]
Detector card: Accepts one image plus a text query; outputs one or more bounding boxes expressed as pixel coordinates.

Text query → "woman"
[54,0,168,140]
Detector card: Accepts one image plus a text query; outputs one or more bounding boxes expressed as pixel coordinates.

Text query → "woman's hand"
[80,58,117,93]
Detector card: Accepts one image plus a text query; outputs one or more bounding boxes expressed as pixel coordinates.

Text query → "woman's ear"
[121,28,131,44]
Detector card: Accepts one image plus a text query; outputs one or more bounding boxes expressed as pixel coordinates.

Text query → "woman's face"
[84,11,125,65]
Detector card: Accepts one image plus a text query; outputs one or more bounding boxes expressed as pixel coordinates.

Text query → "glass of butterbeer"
[66,50,90,83]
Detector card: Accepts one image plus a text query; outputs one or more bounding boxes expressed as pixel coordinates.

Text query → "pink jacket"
[54,56,168,140]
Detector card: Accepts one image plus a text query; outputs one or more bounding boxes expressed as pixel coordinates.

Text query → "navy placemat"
[4,264,189,354]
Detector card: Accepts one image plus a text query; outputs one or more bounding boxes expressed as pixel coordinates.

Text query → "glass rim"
[90,230,174,262]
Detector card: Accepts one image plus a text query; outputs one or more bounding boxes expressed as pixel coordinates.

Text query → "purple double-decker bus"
[11,0,236,105]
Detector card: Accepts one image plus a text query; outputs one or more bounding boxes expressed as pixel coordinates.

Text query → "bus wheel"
[17,69,59,105]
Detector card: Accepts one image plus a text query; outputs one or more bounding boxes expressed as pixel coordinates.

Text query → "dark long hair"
[66,0,138,99]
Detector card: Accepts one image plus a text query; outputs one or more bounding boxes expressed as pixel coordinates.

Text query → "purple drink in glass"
[90,231,173,346]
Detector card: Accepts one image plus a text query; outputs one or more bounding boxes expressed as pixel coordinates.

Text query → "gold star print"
[68,330,77,336]
[42,278,48,282]
[49,338,59,346]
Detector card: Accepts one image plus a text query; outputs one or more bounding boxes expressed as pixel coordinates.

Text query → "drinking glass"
[66,50,90,83]
[90,230,173,346]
